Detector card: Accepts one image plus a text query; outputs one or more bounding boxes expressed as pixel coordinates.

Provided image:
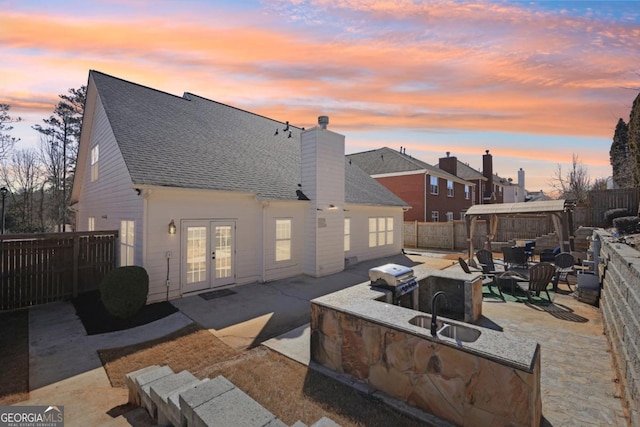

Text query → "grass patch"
[98,323,239,387]
[0,310,29,405]
[100,326,421,426]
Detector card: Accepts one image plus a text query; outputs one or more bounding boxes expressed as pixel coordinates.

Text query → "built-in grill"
[369,263,419,309]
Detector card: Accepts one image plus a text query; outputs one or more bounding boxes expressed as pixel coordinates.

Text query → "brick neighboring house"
[346,147,475,222]
[439,150,526,205]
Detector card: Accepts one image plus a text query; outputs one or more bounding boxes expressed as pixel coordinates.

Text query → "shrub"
[604,208,630,227]
[612,216,640,235]
[99,266,149,320]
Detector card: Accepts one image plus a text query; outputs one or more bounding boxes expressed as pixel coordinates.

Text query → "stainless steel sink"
[409,315,481,343]
[437,324,481,343]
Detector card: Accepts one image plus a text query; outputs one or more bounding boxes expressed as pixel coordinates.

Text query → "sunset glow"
[1,0,638,193]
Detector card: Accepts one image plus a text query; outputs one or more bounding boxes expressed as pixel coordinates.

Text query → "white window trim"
[464,185,470,200]
[430,176,439,195]
[120,220,135,266]
[344,218,351,252]
[431,211,439,222]
[447,180,454,197]
[369,217,394,247]
[275,218,292,262]
[90,145,99,182]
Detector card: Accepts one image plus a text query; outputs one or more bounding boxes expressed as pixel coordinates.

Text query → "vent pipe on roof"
[318,116,329,129]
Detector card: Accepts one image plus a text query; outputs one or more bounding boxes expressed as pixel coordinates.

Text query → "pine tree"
[628,92,640,187]
[610,118,631,188]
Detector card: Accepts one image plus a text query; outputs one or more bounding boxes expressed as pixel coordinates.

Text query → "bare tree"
[549,154,591,202]
[0,103,21,162]
[1,148,46,232]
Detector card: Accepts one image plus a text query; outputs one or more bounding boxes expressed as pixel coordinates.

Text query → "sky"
[1,0,639,195]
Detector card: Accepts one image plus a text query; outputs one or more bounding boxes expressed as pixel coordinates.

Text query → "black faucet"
[431,291,448,336]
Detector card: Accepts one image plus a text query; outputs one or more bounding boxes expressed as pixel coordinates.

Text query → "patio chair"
[501,246,529,271]
[539,246,561,263]
[475,249,504,276]
[514,262,556,303]
[554,252,576,292]
[459,257,504,299]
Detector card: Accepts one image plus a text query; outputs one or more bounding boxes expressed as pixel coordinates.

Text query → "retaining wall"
[597,229,640,425]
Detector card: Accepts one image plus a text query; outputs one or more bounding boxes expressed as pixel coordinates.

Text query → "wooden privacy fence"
[587,188,640,227]
[1,231,118,311]
[404,217,558,251]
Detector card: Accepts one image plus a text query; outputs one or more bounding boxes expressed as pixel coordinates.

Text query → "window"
[186,226,207,284]
[431,211,439,222]
[446,212,454,222]
[88,217,95,231]
[120,220,134,266]
[369,217,394,247]
[344,218,350,252]
[447,180,454,197]
[275,219,291,261]
[430,176,439,194]
[464,185,470,200]
[90,145,99,182]
[460,212,466,220]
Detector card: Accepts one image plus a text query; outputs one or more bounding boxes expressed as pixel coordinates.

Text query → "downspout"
[260,199,268,283]
[424,173,428,222]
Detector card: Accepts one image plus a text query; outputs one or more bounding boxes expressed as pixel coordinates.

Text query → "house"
[346,147,474,222]
[442,150,526,204]
[71,71,408,303]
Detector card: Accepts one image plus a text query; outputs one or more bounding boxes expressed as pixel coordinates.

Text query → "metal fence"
[1,231,118,311]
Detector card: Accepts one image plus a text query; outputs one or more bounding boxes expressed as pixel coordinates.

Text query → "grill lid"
[369,263,415,287]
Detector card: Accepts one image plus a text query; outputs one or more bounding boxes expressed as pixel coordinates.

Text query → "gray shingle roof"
[90,71,407,207]
[347,147,467,183]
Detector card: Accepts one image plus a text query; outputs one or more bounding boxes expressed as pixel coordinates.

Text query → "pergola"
[465,199,576,258]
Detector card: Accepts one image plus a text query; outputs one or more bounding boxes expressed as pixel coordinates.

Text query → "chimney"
[438,151,457,176]
[482,150,494,203]
[318,115,329,129]
[301,116,345,277]
[518,168,525,189]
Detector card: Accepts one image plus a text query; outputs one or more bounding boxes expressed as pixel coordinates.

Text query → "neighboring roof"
[87,71,406,207]
[347,147,468,184]
[440,160,486,182]
[465,199,575,216]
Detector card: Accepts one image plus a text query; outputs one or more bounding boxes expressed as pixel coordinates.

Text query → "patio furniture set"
[459,243,577,303]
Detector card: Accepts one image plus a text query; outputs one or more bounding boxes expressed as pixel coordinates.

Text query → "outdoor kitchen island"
[310,266,541,427]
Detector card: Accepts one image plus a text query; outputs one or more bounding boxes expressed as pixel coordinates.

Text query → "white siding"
[344,204,403,262]
[144,189,263,302]
[300,127,346,277]
[262,202,306,282]
[75,95,143,265]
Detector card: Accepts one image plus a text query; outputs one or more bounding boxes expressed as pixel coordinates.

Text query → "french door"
[182,220,235,294]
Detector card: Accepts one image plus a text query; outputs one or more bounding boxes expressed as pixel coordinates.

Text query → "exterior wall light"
[327,204,338,210]
[168,219,177,235]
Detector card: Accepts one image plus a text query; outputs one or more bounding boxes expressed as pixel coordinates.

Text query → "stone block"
[290,421,308,427]
[134,365,174,417]
[179,376,235,427]
[167,378,210,427]
[310,417,341,427]
[149,370,199,426]
[125,365,161,405]
[190,386,277,427]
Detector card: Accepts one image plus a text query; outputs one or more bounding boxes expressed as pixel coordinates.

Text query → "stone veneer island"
[310,267,541,427]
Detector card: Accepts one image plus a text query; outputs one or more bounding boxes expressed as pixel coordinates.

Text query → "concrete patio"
[13,250,629,426]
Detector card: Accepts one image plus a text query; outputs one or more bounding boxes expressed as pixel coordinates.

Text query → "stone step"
[310,417,341,427]
[126,367,340,427]
[149,370,200,426]
[130,365,175,417]
[125,364,163,406]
